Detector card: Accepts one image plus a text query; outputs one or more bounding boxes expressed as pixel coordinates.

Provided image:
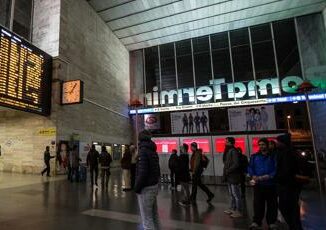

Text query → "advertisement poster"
[144,114,160,130]
[228,105,276,131]
[171,110,210,134]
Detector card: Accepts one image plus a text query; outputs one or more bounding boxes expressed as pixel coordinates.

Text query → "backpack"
[239,153,249,173]
[201,154,209,168]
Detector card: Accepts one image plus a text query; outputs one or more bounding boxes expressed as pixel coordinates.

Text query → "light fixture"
[287,115,291,119]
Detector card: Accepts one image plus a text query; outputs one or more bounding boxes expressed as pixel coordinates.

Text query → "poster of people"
[228,105,276,131]
[171,110,210,134]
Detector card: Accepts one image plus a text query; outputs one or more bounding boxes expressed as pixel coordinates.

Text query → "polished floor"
[0,171,325,230]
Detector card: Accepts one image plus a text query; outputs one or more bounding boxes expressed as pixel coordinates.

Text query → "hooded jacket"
[134,139,160,194]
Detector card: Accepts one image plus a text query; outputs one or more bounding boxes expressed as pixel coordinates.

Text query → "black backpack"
[201,154,209,168]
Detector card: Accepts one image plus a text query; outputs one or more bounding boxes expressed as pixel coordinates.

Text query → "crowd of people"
[135,130,310,230]
[40,130,310,230]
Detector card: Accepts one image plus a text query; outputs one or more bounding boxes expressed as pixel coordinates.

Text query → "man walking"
[190,142,214,203]
[41,146,55,177]
[168,149,179,190]
[248,138,278,229]
[223,137,243,218]
[99,146,112,188]
[178,144,191,207]
[135,130,161,230]
[87,145,100,187]
[67,145,81,182]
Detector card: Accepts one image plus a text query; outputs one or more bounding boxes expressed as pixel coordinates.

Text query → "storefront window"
[0,0,12,28]
[12,0,33,40]
[160,43,176,91]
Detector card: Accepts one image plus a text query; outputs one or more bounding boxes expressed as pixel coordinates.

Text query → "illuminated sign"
[130,93,326,114]
[183,138,211,153]
[0,26,52,115]
[146,76,308,106]
[214,137,247,154]
[153,139,178,153]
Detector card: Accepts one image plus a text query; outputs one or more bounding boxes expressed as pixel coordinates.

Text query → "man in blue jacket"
[248,138,278,230]
[135,130,161,230]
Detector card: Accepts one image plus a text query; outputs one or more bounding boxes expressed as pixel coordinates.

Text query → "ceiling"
[87,0,326,50]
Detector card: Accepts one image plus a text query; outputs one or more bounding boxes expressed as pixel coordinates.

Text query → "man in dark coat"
[99,146,112,188]
[223,137,243,218]
[178,144,191,207]
[135,130,160,230]
[41,146,55,177]
[276,134,304,230]
[87,145,100,187]
[190,142,214,203]
[168,149,179,190]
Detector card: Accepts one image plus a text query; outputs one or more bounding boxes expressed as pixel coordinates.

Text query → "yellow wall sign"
[36,128,56,136]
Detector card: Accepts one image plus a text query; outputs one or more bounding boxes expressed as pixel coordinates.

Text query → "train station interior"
[0,0,326,229]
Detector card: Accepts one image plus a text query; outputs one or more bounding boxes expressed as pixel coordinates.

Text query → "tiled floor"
[0,171,325,230]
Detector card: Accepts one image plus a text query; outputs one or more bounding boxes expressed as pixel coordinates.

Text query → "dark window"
[278,122,285,129]
[176,39,194,89]
[294,108,302,116]
[160,43,176,91]
[193,36,212,87]
[211,32,232,83]
[230,28,254,88]
[145,46,160,93]
[0,0,11,28]
[12,0,33,40]
[276,109,283,117]
[273,19,302,78]
[296,121,303,129]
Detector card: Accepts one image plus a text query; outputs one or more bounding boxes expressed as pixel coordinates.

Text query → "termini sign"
[146,76,304,106]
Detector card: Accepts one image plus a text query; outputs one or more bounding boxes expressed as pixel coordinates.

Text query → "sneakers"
[230,211,243,218]
[249,222,261,229]
[224,209,234,214]
[268,224,278,230]
[207,193,214,203]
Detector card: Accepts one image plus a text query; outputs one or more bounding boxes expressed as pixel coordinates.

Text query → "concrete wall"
[0,110,56,173]
[55,0,131,144]
[32,0,61,57]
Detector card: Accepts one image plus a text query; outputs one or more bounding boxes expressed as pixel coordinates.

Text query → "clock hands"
[69,83,77,94]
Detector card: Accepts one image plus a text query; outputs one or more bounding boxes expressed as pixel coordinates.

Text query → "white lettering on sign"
[146,76,303,106]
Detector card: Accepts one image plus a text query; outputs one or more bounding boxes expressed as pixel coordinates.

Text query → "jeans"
[227,183,242,212]
[41,162,50,176]
[90,166,98,185]
[253,185,278,225]
[170,170,178,188]
[180,182,190,202]
[190,174,213,201]
[101,168,110,187]
[137,184,160,230]
[68,166,79,182]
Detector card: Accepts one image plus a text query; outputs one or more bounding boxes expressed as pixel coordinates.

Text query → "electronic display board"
[0,25,52,115]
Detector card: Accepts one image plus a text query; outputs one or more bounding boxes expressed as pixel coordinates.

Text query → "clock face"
[62,80,83,104]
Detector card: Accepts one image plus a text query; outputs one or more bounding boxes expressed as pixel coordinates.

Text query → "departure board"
[0,25,52,115]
